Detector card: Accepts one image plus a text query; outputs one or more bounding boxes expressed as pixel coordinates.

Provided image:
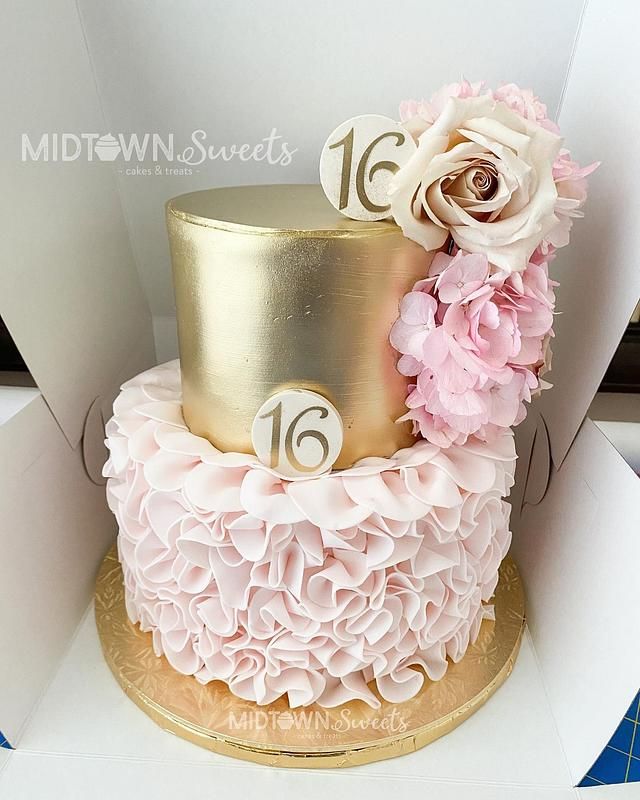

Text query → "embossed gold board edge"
[96,545,525,769]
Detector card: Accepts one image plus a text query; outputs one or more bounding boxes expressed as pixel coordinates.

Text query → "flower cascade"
[389,81,597,447]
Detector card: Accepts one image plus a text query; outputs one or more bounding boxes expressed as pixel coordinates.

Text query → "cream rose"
[389,96,562,273]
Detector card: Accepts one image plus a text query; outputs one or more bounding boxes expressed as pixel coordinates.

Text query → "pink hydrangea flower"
[399,79,486,138]
[434,251,489,304]
[491,82,560,134]
[389,291,438,362]
[547,150,600,248]
[390,250,556,448]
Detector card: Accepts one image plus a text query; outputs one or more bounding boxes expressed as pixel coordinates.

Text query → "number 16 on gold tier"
[319,114,417,221]
[251,389,344,479]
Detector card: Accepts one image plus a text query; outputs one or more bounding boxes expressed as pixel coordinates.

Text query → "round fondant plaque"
[319,114,417,221]
[251,389,343,479]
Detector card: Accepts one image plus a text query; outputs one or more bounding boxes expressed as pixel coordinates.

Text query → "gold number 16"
[260,401,330,474]
[329,127,407,213]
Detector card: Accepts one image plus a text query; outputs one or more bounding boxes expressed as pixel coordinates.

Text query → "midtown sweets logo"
[21,128,297,176]
[228,707,409,735]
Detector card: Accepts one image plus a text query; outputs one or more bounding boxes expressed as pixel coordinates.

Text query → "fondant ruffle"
[104,361,515,708]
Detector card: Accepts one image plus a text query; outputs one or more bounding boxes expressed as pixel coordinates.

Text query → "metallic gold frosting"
[167,185,434,468]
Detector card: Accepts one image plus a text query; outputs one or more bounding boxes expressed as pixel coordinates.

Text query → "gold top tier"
[167,185,433,469]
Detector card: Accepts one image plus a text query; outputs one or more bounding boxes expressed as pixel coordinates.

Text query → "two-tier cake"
[103,81,595,718]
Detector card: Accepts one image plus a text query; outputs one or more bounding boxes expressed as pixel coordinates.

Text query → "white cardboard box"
[1,1,639,797]
[0,0,156,751]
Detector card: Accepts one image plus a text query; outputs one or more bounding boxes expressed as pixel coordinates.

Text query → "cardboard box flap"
[512,419,640,783]
[0,0,153,449]
[537,0,640,469]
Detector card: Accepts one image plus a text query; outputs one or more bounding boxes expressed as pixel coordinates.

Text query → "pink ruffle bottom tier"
[104,361,516,708]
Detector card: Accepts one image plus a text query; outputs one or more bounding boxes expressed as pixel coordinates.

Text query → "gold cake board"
[95,545,525,769]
